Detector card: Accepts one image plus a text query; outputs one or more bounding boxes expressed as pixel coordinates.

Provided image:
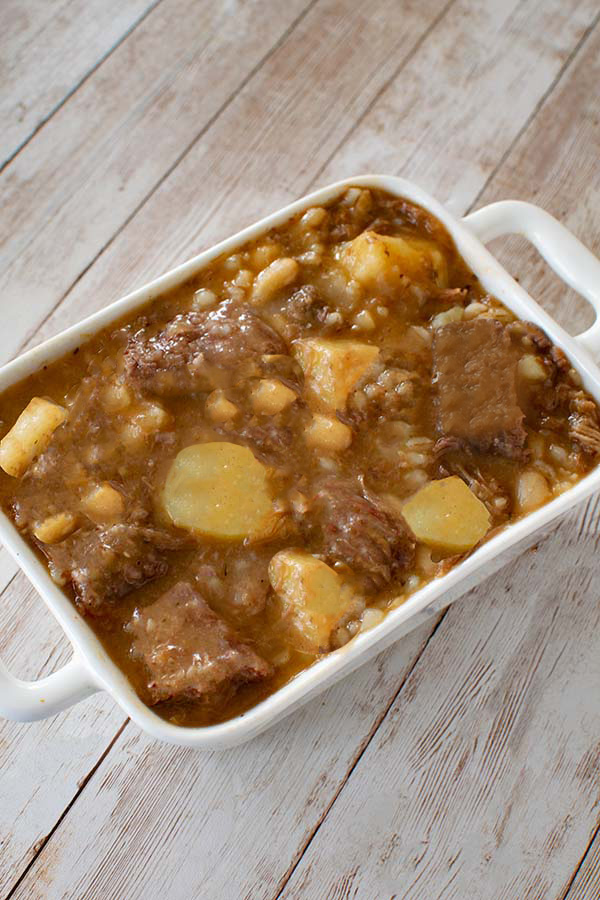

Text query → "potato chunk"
[0,397,67,477]
[294,338,379,412]
[401,476,491,554]
[33,512,77,544]
[163,442,279,541]
[251,379,297,415]
[269,549,362,652]
[341,230,448,291]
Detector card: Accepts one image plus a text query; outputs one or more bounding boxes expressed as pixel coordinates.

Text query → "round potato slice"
[163,442,277,541]
[401,476,491,554]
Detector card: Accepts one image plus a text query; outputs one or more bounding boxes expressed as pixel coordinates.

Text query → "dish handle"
[462,200,600,360]
[0,650,99,721]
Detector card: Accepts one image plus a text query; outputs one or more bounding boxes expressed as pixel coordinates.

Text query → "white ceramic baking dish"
[1,175,600,749]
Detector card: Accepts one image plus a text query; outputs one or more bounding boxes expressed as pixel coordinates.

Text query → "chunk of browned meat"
[237,419,293,459]
[128,582,271,704]
[44,524,184,615]
[313,480,415,591]
[433,319,526,459]
[570,392,600,455]
[124,304,287,396]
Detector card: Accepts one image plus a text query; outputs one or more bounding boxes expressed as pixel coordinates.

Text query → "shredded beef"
[570,392,600,455]
[128,582,271,704]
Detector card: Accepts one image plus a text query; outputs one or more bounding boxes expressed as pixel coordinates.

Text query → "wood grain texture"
[0,0,160,167]
[0,572,125,898]
[278,518,600,900]
[8,623,436,900]
[26,0,597,357]
[0,0,313,366]
[1,0,600,898]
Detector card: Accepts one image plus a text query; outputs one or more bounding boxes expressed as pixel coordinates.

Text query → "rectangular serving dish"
[2,174,600,749]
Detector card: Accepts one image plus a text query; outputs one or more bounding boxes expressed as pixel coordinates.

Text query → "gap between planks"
[560,820,600,900]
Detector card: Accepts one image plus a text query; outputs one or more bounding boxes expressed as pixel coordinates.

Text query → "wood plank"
[314,0,597,210]
[0,573,125,898]
[0,0,313,366]
[7,2,599,899]
[0,0,160,167]
[275,21,600,900]
[278,517,600,900]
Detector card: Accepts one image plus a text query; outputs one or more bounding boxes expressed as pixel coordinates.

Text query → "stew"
[1,187,598,726]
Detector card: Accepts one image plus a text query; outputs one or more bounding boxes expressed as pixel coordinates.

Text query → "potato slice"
[269,549,362,652]
[401,476,490,553]
[341,230,448,291]
[294,338,378,412]
[0,397,67,477]
[163,442,279,541]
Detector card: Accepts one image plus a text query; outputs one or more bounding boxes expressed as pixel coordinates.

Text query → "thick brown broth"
[0,187,599,727]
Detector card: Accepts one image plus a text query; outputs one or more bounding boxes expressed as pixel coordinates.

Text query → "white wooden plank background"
[1,2,600,898]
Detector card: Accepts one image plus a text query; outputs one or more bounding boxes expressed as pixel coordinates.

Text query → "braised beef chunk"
[433,319,527,459]
[313,480,415,591]
[125,304,287,396]
[44,524,183,615]
[570,392,600,455]
[508,321,600,458]
[129,582,271,704]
